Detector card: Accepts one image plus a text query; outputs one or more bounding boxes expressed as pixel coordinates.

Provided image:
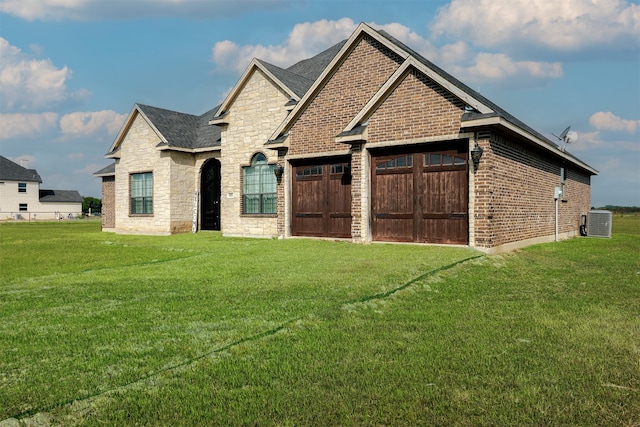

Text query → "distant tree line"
[83,197,102,214]
[594,205,640,215]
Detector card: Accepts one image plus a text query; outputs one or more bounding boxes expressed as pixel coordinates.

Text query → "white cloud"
[74,162,105,174]
[59,110,127,138]
[0,0,296,21]
[570,129,639,153]
[449,52,563,83]
[0,37,88,112]
[212,18,358,73]
[212,18,564,86]
[8,155,37,168]
[589,111,639,133]
[431,0,640,56]
[0,112,59,140]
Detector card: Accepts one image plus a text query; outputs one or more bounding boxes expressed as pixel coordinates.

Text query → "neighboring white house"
[0,156,83,220]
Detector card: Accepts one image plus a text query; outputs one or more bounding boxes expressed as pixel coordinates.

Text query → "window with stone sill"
[130,172,153,215]
[242,153,276,215]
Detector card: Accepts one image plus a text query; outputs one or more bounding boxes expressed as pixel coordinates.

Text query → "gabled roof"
[39,189,83,203]
[257,60,314,99]
[286,40,347,81]
[0,156,42,182]
[211,41,346,123]
[267,23,597,175]
[107,104,221,157]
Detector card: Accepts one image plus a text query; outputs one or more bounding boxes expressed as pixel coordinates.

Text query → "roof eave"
[462,116,598,175]
[265,133,289,150]
[155,143,221,154]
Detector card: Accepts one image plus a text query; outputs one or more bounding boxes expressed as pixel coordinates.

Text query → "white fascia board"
[214,59,260,117]
[135,107,168,145]
[107,105,140,154]
[215,59,298,120]
[105,148,120,159]
[256,62,299,101]
[463,116,599,174]
[156,145,221,154]
[410,59,493,114]
[286,149,351,161]
[108,104,168,156]
[365,133,474,150]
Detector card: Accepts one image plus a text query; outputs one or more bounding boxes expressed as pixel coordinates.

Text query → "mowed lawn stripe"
[1,222,477,421]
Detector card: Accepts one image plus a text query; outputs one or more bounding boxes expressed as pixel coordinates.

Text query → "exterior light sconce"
[470,143,483,170]
[274,165,285,181]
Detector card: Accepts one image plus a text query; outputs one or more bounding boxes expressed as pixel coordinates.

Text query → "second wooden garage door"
[292,158,352,238]
[371,143,468,244]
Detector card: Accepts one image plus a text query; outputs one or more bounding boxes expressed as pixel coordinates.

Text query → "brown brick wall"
[287,35,403,156]
[367,69,465,143]
[101,175,115,229]
[474,131,591,249]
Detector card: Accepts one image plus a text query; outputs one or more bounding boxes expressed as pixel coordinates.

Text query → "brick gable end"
[367,69,466,143]
[288,35,403,156]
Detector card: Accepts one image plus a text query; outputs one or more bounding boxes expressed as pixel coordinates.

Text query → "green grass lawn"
[1,217,638,426]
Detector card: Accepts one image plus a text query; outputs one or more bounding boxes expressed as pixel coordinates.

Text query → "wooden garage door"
[292,159,352,238]
[371,144,468,244]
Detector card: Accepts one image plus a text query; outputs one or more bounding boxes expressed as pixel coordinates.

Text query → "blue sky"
[1,0,638,206]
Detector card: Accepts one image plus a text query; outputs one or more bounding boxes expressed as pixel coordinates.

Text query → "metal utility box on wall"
[587,210,612,238]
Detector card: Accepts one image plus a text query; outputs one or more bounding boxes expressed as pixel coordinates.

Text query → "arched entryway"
[201,159,221,230]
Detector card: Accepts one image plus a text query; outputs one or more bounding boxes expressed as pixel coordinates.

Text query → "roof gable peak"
[212,59,300,122]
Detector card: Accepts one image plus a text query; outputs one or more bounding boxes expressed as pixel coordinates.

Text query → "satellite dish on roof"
[552,126,578,152]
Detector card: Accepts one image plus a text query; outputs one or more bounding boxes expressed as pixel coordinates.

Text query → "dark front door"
[371,143,468,244]
[201,159,221,230]
[291,158,352,238]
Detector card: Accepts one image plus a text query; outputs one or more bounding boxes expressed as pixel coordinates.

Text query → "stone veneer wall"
[114,113,172,234]
[219,68,289,237]
[167,151,196,234]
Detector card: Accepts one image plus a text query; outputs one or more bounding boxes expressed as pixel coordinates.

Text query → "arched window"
[242,153,276,214]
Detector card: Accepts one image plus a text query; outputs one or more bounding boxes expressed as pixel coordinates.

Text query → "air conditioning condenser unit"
[586,210,612,238]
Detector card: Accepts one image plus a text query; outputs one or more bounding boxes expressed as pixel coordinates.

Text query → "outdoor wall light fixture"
[470,142,483,169]
[274,165,285,180]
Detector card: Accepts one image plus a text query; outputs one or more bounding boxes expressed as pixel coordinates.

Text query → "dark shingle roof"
[257,59,314,99]
[0,156,42,182]
[195,106,222,149]
[124,41,343,152]
[375,30,560,149]
[136,104,221,150]
[286,41,347,81]
[39,189,83,203]
[93,163,115,176]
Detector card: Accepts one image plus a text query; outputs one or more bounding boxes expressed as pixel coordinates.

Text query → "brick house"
[96,23,597,253]
[265,23,596,253]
